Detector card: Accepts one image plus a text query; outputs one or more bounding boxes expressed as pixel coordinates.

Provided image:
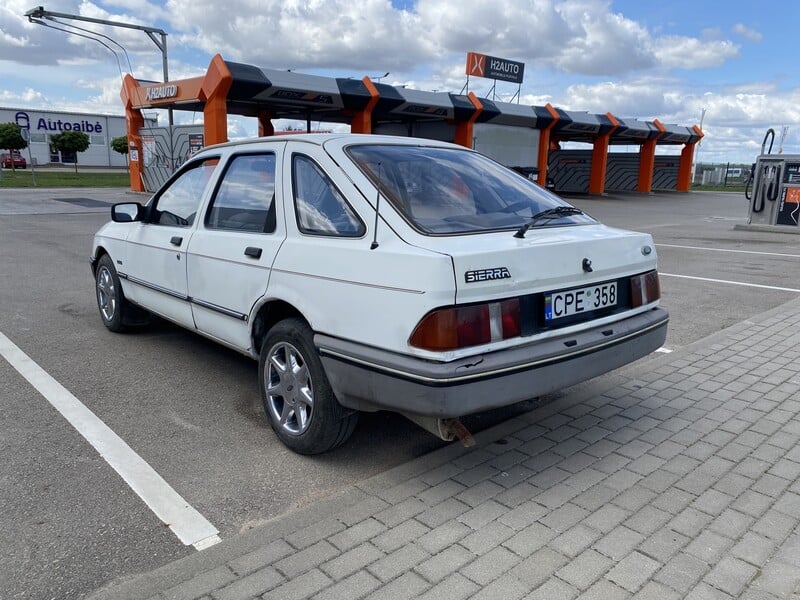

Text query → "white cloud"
[560,78,672,116]
[0,87,49,104]
[168,0,432,71]
[651,36,739,69]
[2,0,745,79]
[417,0,573,60]
[552,2,655,75]
[732,23,763,42]
[0,28,27,47]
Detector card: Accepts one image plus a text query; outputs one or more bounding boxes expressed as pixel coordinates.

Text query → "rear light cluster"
[630,270,661,308]
[410,299,520,351]
[410,270,661,352]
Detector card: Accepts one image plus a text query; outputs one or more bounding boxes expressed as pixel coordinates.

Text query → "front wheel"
[258,318,358,454]
[95,254,127,332]
[95,254,149,331]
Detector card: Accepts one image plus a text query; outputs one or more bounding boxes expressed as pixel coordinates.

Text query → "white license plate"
[545,282,617,320]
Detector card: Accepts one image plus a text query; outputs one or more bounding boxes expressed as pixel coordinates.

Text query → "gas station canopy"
[121,54,702,193]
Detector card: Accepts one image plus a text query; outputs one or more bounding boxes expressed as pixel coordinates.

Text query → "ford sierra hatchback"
[91,134,667,454]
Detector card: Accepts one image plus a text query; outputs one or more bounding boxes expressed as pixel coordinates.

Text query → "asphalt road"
[1,187,799,599]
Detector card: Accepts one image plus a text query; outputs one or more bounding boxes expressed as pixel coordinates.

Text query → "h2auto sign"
[466,52,525,85]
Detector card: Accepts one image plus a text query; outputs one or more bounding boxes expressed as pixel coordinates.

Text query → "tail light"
[630,270,661,308]
[410,299,520,351]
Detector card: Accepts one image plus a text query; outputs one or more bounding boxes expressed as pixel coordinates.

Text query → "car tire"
[259,318,358,454]
[95,254,148,332]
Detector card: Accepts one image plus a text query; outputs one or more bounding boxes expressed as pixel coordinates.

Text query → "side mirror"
[111,202,144,223]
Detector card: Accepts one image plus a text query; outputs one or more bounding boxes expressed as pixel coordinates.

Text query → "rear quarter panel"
[269,233,456,355]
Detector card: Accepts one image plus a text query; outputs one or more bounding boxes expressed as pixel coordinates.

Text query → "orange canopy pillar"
[120,75,146,193]
[677,126,704,192]
[677,143,697,192]
[199,54,233,146]
[637,140,657,193]
[537,104,560,187]
[589,113,619,195]
[453,92,483,148]
[589,137,610,195]
[258,108,274,137]
[350,77,379,134]
[637,119,666,193]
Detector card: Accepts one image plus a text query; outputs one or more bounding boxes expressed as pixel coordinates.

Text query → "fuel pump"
[746,129,800,228]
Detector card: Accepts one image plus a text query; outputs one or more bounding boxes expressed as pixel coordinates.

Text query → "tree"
[50,130,90,174]
[110,135,128,156]
[110,135,129,172]
[0,122,28,172]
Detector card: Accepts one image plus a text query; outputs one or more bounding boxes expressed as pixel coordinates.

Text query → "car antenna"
[370,161,382,250]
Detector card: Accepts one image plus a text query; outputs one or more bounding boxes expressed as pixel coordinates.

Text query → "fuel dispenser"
[746,129,800,228]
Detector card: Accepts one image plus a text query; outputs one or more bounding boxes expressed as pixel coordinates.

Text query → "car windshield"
[346,144,595,234]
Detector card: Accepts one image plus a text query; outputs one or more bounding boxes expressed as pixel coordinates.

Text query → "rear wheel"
[259,318,358,454]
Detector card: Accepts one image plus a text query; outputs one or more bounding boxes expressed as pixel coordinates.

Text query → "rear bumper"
[317,307,668,418]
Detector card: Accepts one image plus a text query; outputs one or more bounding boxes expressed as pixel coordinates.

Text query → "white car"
[91,134,667,454]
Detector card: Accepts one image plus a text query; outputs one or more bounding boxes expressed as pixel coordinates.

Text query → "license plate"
[545,282,617,320]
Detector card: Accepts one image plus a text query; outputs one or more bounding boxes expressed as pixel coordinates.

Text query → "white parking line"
[0,332,221,550]
[660,273,800,293]
[657,243,800,259]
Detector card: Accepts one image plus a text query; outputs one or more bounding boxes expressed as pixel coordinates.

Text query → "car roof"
[200,133,463,154]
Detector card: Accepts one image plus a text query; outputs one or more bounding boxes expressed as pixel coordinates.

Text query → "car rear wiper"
[513,206,584,238]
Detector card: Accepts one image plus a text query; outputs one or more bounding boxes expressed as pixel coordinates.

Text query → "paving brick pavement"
[88,300,800,600]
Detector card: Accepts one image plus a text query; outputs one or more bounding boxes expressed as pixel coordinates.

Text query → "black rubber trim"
[118,272,247,321]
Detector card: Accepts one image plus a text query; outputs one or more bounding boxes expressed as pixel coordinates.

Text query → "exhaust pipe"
[405,415,476,447]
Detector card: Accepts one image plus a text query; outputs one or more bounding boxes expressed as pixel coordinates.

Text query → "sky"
[1,0,798,164]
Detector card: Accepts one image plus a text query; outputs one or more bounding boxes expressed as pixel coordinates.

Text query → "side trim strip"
[192,298,247,321]
[120,272,188,301]
[319,316,668,386]
[119,272,247,321]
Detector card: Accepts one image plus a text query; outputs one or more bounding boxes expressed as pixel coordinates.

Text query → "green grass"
[0,169,129,188]
[691,184,746,193]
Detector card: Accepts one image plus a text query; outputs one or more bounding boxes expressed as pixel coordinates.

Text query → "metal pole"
[20,127,36,186]
[691,108,706,185]
[25,6,174,168]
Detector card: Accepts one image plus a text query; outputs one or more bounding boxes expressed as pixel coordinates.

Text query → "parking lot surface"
[89,298,800,599]
[2,188,800,598]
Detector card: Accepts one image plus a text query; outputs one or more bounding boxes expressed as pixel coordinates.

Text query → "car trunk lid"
[409,224,657,304]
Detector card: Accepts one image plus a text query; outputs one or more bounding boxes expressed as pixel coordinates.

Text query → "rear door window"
[292,155,365,237]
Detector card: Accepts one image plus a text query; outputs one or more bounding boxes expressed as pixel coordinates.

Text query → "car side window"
[292,155,365,237]
[206,154,276,233]
[151,158,219,227]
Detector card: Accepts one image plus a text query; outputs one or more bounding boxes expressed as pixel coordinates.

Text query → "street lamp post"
[23,5,172,127]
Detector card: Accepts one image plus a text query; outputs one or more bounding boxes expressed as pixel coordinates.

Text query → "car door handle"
[244,246,262,259]
[170,236,183,246]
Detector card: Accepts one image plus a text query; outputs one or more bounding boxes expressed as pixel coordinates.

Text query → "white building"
[0,107,157,168]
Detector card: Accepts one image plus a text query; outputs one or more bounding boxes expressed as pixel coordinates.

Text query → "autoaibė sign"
[15,110,103,133]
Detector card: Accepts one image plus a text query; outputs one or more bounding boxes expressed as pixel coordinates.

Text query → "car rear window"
[346,144,594,234]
